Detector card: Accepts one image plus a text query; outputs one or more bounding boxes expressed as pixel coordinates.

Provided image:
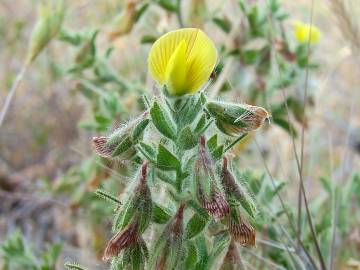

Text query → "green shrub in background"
[0,231,61,270]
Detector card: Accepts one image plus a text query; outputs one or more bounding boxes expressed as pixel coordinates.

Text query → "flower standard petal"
[184,30,217,93]
[165,40,188,95]
[148,28,217,95]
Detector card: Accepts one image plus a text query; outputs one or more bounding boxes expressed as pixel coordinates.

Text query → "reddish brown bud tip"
[176,203,186,220]
[92,136,115,157]
[201,191,230,219]
[229,217,256,246]
[103,218,139,261]
[222,156,229,169]
[140,161,148,181]
[200,135,206,147]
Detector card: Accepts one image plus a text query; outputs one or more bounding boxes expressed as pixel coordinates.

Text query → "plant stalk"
[0,64,28,129]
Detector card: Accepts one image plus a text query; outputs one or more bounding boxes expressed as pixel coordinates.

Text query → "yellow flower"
[148,28,217,95]
[293,20,321,44]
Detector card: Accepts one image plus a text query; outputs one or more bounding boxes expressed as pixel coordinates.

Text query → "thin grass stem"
[0,63,28,128]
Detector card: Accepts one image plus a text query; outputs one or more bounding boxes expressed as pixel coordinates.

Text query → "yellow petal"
[293,20,320,44]
[165,40,188,95]
[148,28,217,95]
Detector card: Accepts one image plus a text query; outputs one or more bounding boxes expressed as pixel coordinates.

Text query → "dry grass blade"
[254,139,318,269]
[331,0,360,56]
[296,1,327,269]
[266,0,327,267]
[0,64,28,128]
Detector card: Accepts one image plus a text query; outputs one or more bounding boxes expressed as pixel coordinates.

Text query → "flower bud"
[194,136,229,219]
[26,0,65,64]
[206,101,269,136]
[92,112,149,160]
[108,0,136,40]
[112,162,152,234]
[103,217,139,260]
[228,208,255,246]
[221,157,257,218]
[153,204,185,270]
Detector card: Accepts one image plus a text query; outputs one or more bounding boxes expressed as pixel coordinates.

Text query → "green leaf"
[141,35,158,44]
[194,115,206,134]
[319,177,332,194]
[207,134,218,152]
[131,244,143,270]
[131,118,150,141]
[195,235,208,264]
[185,242,198,269]
[211,145,224,161]
[150,100,177,140]
[137,142,156,163]
[113,199,135,231]
[185,213,208,239]
[152,203,172,224]
[212,17,231,33]
[157,0,177,11]
[180,96,203,126]
[206,233,230,268]
[134,3,149,22]
[94,114,111,126]
[40,243,62,269]
[269,181,285,200]
[157,144,180,171]
[156,170,176,186]
[112,136,133,157]
[177,126,198,150]
[242,49,258,64]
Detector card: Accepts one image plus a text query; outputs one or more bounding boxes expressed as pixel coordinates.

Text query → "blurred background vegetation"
[0,0,359,269]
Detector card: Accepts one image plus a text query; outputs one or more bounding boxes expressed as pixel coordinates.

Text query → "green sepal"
[137,142,156,163]
[207,134,218,152]
[113,198,135,231]
[131,118,150,141]
[112,136,133,157]
[185,241,198,269]
[157,144,180,171]
[206,101,250,125]
[177,126,198,150]
[211,145,224,161]
[194,114,206,134]
[152,203,172,224]
[150,100,177,140]
[180,95,203,127]
[185,213,208,240]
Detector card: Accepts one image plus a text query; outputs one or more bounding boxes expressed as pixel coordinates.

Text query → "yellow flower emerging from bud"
[293,20,321,44]
[148,28,217,95]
